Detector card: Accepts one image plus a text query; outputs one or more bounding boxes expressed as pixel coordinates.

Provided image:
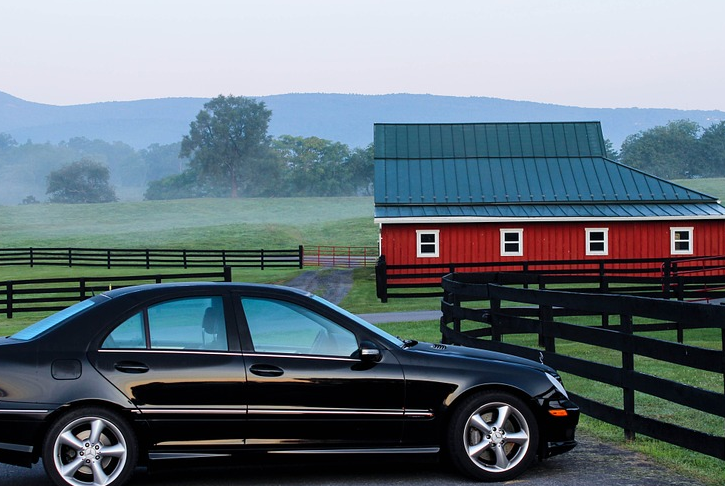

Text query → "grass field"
[0,197,379,248]
[1,180,724,484]
[671,177,725,199]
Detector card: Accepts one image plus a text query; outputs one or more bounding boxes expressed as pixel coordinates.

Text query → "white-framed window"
[670,227,693,255]
[416,229,439,258]
[500,229,523,257]
[586,228,609,256]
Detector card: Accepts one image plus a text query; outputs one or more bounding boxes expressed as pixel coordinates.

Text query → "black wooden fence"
[0,267,233,318]
[376,255,725,302]
[440,271,725,461]
[0,247,303,270]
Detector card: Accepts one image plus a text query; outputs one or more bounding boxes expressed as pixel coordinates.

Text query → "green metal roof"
[375,122,607,159]
[374,122,725,221]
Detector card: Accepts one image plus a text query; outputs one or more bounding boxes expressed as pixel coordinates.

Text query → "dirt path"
[285,268,354,304]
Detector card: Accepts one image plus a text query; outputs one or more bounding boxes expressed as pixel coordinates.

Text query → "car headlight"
[545,371,569,399]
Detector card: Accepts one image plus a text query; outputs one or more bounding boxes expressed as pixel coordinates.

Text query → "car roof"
[100,281,313,300]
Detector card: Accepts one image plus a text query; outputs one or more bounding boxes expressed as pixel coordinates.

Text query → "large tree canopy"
[180,95,273,198]
[46,158,117,203]
[619,120,725,179]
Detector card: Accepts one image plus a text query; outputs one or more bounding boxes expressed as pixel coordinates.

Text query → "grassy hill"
[671,177,725,200]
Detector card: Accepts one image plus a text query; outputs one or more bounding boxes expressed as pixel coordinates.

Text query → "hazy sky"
[2,0,724,110]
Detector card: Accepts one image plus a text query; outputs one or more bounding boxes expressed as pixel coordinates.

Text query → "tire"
[42,407,138,486]
[447,391,539,482]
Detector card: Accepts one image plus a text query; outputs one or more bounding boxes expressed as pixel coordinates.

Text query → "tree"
[46,158,117,203]
[180,95,273,197]
[140,142,186,182]
[603,139,619,162]
[346,144,374,195]
[274,135,353,196]
[697,121,725,177]
[0,133,17,151]
[619,120,701,179]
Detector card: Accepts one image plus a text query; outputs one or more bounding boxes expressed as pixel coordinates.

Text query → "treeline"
[0,96,374,204]
[2,101,724,205]
[145,135,373,200]
[616,119,725,179]
[146,95,372,200]
[0,134,184,204]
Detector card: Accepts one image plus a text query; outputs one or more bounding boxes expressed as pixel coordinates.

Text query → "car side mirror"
[359,341,382,363]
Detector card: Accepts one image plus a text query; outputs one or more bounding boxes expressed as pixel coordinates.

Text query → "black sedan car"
[0,283,578,486]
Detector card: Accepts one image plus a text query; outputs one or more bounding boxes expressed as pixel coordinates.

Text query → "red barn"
[374,122,725,270]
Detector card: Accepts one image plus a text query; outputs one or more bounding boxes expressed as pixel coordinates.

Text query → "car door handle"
[249,364,284,377]
[114,361,150,374]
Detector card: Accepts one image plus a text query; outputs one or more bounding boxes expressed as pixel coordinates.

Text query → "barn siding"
[381,220,725,266]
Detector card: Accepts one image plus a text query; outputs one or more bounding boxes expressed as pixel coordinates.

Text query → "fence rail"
[440,271,725,461]
[376,255,725,301]
[0,246,304,270]
[0,247,303,270]
[0,268,233,318]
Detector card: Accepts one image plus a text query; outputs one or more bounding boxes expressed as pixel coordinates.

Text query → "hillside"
[2,91,724,150]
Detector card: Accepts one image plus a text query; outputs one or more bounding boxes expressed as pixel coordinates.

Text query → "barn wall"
[380,220,725,266]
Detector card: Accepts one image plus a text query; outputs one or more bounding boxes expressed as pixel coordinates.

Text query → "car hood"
[406,341,553,372]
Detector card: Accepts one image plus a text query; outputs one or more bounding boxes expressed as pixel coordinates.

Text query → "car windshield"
[311,295,405,347]
[10,299,97,341]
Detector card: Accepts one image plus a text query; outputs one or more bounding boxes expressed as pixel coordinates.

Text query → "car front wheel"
[447,391,539,482]
[42,407,137,486]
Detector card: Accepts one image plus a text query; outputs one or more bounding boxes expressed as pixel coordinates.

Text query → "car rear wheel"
[42,407,137,486]
[447,391,538,482]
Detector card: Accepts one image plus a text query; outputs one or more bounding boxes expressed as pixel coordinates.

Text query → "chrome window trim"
[97,349,240,356]
[247,352,357,362]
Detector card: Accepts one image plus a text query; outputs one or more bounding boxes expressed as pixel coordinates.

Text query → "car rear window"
[10,299,97,341]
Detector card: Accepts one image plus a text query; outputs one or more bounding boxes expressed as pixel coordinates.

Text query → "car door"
[89,293,249,451]
[236,293,406,448]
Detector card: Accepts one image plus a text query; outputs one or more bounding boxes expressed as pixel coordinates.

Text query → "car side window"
[241,297,358,357]
[101,296,228,351]
[101,312,146,349]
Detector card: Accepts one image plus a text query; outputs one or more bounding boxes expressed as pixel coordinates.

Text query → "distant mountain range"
[1,91,724,150]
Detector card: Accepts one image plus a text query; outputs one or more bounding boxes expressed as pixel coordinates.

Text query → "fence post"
[223,266,232,282]
[662,259,672,299]
[183,249,188,269]
[222,249,227,267]
[145,249,151,270]
[261,249,265,270]
[107,249,112,269]
[299,245,304,269]
[7,282,13,319]
[539,304,554,350]
[68,248,73,267]
[490,297,502,342]
[375,255,388,303]
[621,313,635,441]
[30,247,34,267]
